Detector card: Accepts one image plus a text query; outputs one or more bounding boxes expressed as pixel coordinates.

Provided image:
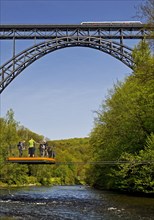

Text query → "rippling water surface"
[0,185,154,219]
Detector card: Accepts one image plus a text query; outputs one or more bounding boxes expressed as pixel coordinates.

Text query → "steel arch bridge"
[0,23,153,93]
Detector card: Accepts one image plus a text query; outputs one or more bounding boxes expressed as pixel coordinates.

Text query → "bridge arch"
[0,36,134,93]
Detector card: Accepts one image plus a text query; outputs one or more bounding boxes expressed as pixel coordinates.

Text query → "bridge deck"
[0,23,152,40]
[7,157,56,164]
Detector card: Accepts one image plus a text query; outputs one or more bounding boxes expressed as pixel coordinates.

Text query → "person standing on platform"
[48,145,56,158]
[17,141,23,157]
[39,142,46,157]
[28,138,36,157]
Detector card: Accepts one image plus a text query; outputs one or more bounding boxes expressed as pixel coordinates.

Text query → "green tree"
[0,109,19,158]
[87,41,154,192]
[110,133,154,193]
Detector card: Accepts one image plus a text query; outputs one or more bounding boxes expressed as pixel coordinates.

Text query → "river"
[0,185,154,220]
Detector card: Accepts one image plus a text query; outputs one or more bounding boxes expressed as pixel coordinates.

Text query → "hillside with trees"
[86,41,154,193]
[0,112,91,186]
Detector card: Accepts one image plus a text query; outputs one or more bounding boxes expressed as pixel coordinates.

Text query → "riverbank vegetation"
[86,40,154,193]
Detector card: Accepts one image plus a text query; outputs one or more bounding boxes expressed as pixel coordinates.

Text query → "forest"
[0,0,154,193]
[86,40,154,193]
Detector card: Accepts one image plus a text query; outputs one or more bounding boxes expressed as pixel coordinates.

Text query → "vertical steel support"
[120,29,124,55]
[34,29,36,45]
[13,30,16,75]
[34,29,37,56]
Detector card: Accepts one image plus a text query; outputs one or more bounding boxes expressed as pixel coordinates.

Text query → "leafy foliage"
[110,134,154,193]
[0,112,90,186]
[86,41,154,193]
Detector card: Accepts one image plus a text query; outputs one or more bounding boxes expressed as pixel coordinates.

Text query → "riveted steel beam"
[0,24,153,39]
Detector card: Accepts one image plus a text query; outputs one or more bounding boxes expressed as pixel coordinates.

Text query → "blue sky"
[0,0,145,140]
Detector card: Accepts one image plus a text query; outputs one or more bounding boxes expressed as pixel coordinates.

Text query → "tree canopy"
[86,40,154,193]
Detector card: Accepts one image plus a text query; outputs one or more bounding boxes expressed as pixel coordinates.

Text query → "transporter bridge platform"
[7,157,56,164]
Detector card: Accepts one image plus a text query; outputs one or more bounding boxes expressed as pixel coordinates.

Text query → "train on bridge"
[81,21,142,25]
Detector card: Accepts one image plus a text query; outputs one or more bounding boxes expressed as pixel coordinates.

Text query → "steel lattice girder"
[0,24,153,39]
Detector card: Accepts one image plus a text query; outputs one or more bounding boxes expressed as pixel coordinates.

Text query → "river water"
[0,185,154,220]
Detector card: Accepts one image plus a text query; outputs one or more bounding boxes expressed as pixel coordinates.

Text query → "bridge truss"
[0,24,153,93]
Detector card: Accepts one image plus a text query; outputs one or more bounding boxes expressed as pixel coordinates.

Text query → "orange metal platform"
[7,157,56,164]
